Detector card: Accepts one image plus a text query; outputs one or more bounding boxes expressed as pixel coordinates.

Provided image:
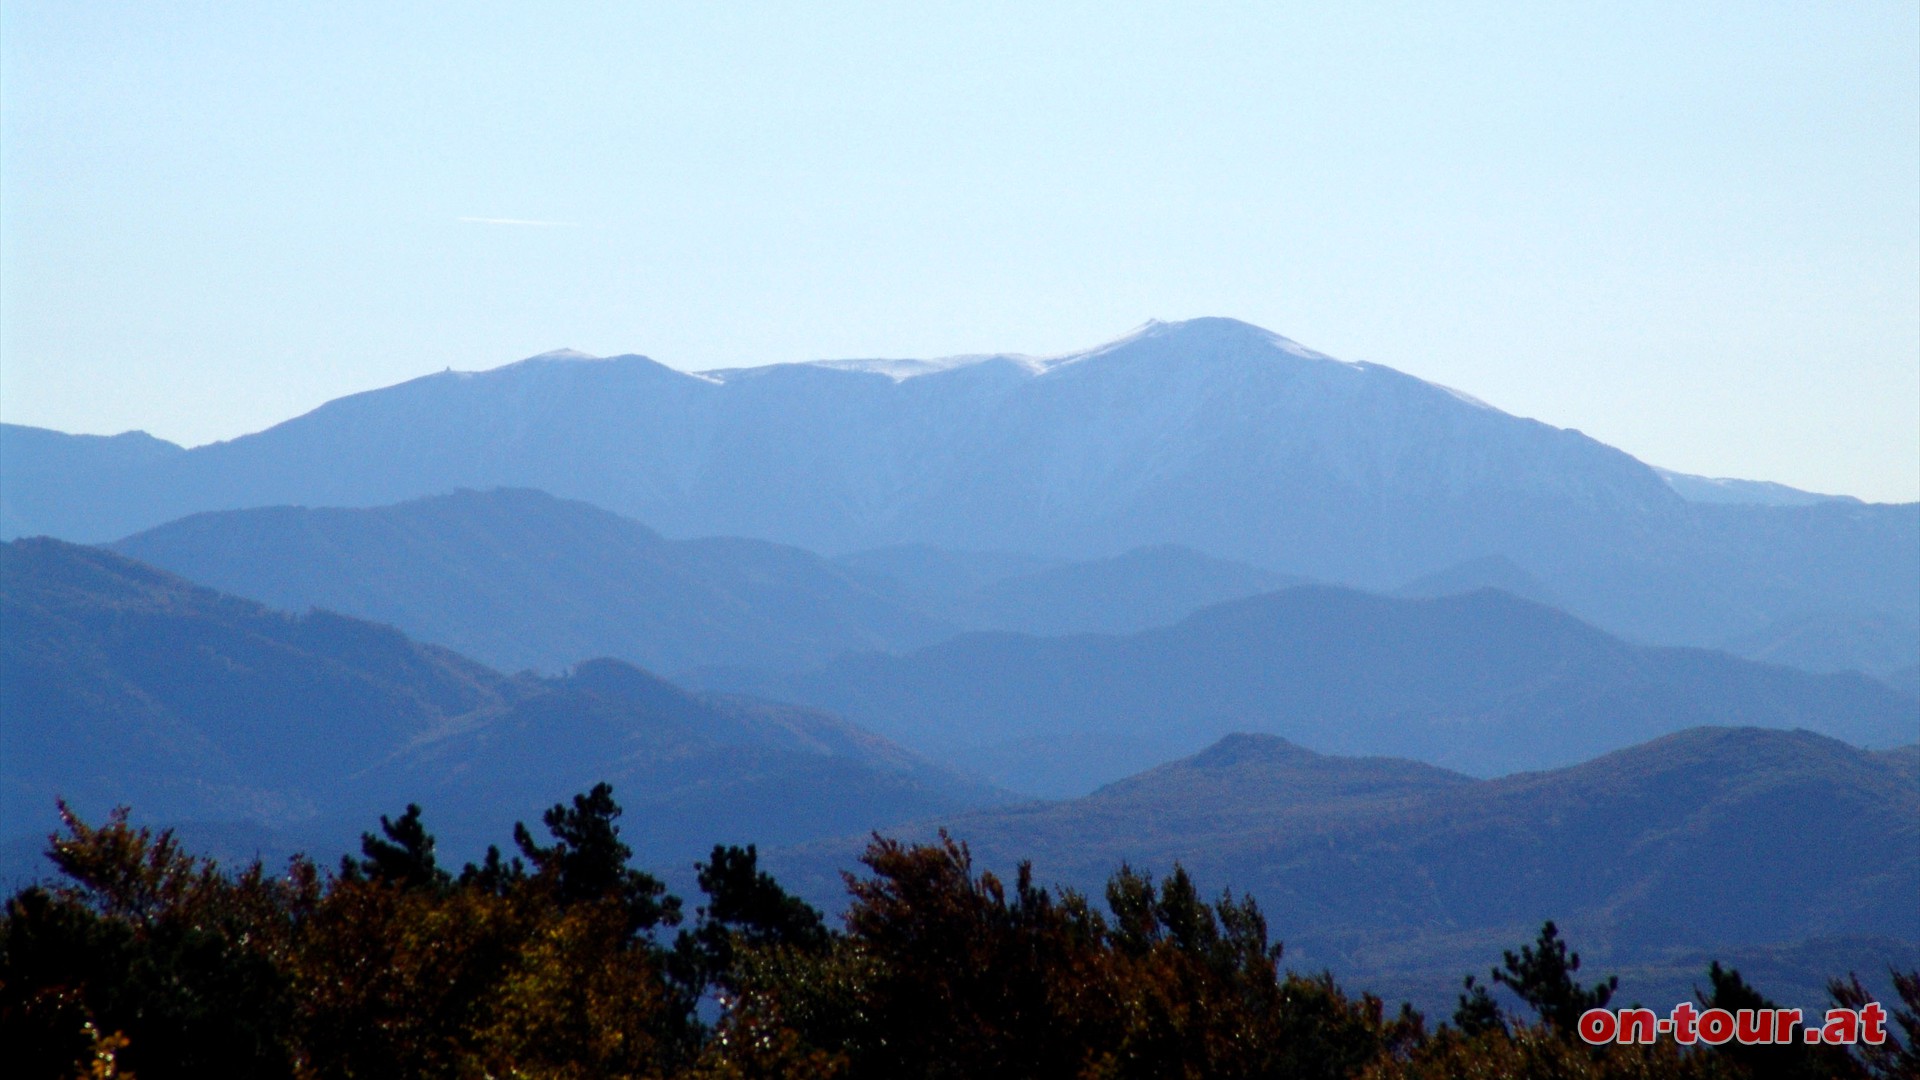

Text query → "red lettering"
[1698,1008,1735,1045]
[1619,1008,1657,1045]
[1861,1002,1887,1045]
[1671,1002,1699,1044]
[1822,1008,1860,1045]
[1774,1008,1802,1043]
[1734,1008,1770,1044]
[1578,1008,1617,1045]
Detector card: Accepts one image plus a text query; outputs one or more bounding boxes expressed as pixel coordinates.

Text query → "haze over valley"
[7,8,1914,1072]
[3,320,1914,1016]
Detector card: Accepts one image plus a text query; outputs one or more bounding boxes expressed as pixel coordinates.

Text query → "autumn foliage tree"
[3,799,1911,1080]
[0,803,315,1079]
[702,831,1422,1079]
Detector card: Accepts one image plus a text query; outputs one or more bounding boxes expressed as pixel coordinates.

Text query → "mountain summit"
[3,319,1913,651]
[738,318,1342,383]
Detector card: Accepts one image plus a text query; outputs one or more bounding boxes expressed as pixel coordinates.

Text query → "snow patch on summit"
[1433,383,1496,411]
[694,318,1373,386]
[1653,468,1854,507]
[1038,318,1353,372]
[804,354,1049,382]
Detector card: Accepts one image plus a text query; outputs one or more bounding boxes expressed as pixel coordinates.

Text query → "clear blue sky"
[3,2,1916,500]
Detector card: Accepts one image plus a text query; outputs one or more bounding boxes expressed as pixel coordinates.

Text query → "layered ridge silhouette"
[6,319,1913,663]
[0,538,1005,874]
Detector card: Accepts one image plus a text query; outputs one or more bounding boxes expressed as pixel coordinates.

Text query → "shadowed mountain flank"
[5,318,1912,662]
[0,538,1005,875]
[112,488,956,675]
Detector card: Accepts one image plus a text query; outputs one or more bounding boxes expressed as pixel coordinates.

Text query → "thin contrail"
[457,216,579,227]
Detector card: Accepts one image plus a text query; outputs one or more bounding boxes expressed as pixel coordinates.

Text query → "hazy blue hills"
[763,726,1920,1015]
[1387,554,1917,693]
[700,585,1920,795]
[1392,553,1565,610]
[1718,607,1920,682]
[0,537,1005,878]
[1888,664,1920,698]
[109,488,1320,676]
[0,424,187,543]
[111,488,956,675]
[1,536,505,829]
[5,539,1912,1017]
[356,657,1010,865]
[5,318,1913,669]
[831,544,1064,605]
[835,541,1304,636]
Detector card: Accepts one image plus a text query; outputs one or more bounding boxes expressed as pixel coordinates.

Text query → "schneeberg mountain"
[4,317,1914,664]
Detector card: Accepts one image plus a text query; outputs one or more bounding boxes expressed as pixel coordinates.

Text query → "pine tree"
[1699,962,1863,1080]
[354,804,450,892]
[695,843,830,953]
[511,782,681,934]
[671,843,831,1004]
[1453,974,1505,1036]
[1488,921,1616,1035]
[1829,968,1920,1080]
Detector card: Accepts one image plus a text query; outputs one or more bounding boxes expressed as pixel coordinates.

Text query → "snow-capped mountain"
[2,318,1914,649]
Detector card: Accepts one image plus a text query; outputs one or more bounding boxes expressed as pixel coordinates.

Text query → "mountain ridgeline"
[4,317,1918,1062]
[5,318,1914,661]
[109,489,956,675]
[760,726,1919,1016]
[0,538,1004,874]
[3,536,1915,1028]
[698,584,1918,795]
[107,488,1302,675]
[93,485,1917,797]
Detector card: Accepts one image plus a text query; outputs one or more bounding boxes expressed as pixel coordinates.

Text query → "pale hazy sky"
[3,3,1916,500]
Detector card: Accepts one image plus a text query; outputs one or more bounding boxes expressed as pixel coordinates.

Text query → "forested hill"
[766,725,1920,1015]
[705,584,1920,794]
[0,537,1004,871]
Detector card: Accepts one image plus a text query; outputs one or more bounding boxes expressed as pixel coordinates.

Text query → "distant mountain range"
[0,538,1005,878]
[5,318,1914,665]
[108,488,1305,675]
[7,535,1914,1018]
[91,484,1920,799]
[700,585,1918,795]
[834,540,1305,638]
[763,726,1920,1015]
[111,488,956,675]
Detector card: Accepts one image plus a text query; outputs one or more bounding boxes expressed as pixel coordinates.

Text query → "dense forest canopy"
[4,786,1913,1079]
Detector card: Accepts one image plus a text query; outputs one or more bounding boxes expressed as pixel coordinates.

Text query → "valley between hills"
[4,319,1915,1021]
